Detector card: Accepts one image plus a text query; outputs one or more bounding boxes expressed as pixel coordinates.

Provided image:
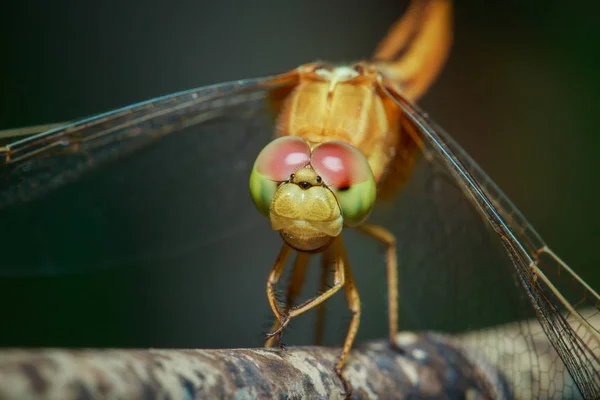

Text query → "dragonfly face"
[268,165,343,252]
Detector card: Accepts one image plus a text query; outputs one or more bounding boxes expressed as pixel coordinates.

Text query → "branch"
[0,333,504,400]
[4,310,595,400]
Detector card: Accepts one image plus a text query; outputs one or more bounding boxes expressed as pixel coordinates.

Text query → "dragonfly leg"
[266,237,346,349]
[265,251,310,348]
[336,240,361,398]
[314,246,334,346]
[356,222,400,350]
[266,244,293,327]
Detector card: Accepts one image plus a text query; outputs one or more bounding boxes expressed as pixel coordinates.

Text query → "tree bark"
[0,332,505,400]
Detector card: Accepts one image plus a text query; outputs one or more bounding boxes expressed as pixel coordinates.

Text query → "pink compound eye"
[310,141,373,189]
[254,136,311,181]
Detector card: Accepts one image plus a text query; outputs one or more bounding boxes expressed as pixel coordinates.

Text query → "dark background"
[0,0,598,349]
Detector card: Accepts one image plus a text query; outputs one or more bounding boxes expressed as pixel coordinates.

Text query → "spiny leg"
[335,239,361,398]
[266,237,345,346]
[356,222,400,350]
[266,244,293,326]
[265,251,310,348]
[314,245,334,346]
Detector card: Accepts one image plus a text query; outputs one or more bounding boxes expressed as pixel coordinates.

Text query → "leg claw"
[265,317,289,351]
[335,369,352,399]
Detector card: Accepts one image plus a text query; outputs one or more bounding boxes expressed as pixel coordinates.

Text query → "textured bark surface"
[0,332,506,400]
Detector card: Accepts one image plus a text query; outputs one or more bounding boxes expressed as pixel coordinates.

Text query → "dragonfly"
[1,0,599,398]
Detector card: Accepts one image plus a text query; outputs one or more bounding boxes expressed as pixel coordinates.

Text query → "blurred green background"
[0,0,598,349]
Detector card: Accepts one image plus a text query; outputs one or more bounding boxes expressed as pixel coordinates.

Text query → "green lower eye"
[334,177,376,226]
[310,141,377,226]
[249,168,278,216]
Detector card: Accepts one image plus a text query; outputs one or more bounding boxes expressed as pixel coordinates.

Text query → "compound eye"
[253,136,311,181]
[311,141,376,226]
[249,136,311,216]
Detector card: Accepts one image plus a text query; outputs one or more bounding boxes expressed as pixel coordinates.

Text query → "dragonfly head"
[250,136,377,252]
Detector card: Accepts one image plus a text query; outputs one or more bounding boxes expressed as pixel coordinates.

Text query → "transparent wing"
[0,122,70,140]
[0,72,297,275]
[2,70,599,398]
[373,84,600,399]
[0,73,297,208]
